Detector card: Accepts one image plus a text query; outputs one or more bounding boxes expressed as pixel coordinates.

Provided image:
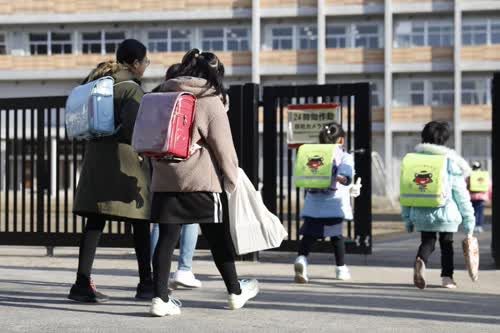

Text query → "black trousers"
[416,231,454,278]
[298,235,345,267]
[153,222,241,302]
[76,216,152,285]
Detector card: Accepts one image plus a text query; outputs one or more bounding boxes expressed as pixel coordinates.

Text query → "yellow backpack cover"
[469,170,489,192]
[400,153,450,207]
[294,144,341,189]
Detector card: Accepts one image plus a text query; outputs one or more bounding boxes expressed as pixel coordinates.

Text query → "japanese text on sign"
[287,104,340,145]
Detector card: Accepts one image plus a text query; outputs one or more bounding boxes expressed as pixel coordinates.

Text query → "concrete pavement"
[0,228,499,333]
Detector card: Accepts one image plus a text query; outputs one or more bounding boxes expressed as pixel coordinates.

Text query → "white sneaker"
[170,270,202,289]
[441,277,457,289]
[474,226,484,234]
[335,265,351,281]
[150,297,182,317]
[228,279,259,310]
[294,256,309,283]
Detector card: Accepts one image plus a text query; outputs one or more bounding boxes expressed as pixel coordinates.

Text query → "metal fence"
[0,82,372,255]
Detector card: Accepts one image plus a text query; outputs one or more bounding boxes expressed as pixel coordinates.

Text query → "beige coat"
[151,76,239,193]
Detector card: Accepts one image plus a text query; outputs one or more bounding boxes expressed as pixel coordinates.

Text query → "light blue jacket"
[401,143,475,235]
[301,149,354,220]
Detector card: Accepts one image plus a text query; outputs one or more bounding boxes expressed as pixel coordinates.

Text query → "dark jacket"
[73,68,151,221]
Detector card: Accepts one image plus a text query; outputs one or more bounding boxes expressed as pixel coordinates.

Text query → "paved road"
[0,228,499,333]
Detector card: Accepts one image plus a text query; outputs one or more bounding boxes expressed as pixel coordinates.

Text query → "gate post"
[353,83,372,254]
[262,87,278,215]
[228,84,260,261]
[492,73,499,268]
[36,108,45,233]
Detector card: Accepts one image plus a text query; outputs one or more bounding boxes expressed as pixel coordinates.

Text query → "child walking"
[294,122,360,283]
[467,161,492,234]
[401,121,475,289]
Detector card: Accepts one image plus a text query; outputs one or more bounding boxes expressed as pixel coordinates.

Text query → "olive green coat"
[73,69,151,221]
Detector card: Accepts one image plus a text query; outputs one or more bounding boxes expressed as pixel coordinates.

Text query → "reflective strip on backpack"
[400,194,443,199]
[295,176,332,181]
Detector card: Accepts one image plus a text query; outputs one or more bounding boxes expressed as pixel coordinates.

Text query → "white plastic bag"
[227,168,288,255]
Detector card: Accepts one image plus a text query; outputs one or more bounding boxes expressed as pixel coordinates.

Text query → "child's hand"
[350,178,362,198]
[336,175,348,186]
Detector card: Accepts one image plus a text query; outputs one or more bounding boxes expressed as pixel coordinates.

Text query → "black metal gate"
[261,83,372,254]
[0,96,141,247]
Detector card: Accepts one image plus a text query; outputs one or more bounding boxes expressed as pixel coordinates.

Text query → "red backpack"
[132,92,197,160]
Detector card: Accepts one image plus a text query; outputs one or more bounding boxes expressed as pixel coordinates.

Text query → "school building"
[0,0,496,194]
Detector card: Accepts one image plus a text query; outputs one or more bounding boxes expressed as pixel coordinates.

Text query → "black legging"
[417,231,454,278]
[298,235,345,266]
[76,216,152,285]
[153,222,241,302]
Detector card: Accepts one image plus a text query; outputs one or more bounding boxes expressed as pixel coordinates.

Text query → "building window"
[0,34,6,55]
[226,28,249,51]
[371,82,383,108]
[395,22,425,48]
[202,29,224,51]
[171,29,192,52]
[491,23,500,44]
[82,32,102,54]
[148,31,169,52]
[355,24,380,49]
[271,27,294,50]
[428,23,453,47]
[462,79,490,105]
[299,26,317,50]
[395,21,453,48]
[29,33,49,55]
[51,32,72,54]
[431,81,454,106]
[462,24,487,46]
[326,26,347,48]
[104,32,125,54]
[410,81,425,106]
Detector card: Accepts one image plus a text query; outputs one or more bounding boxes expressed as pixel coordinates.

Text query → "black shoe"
[135,281,154,300]
[68,279,109,303]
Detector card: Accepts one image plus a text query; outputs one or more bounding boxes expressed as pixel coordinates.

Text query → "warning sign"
[287,103,341,145]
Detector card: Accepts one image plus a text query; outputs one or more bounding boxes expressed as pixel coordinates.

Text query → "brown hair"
[82,61,126,84]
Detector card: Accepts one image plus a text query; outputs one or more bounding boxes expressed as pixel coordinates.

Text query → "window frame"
[147,30,169,53]
[50,31,73,55]
[326,24,348,48]
[354,23,382,49]
[201,28,225,52]
[104,31,126,54]
[0,33,6,55]
[461,77,491,105]
[29,32,49,55]
[225,27,250,52]
[81,31,104,55]
[170,28,192,52]
[394,20,454,48]
[298,25,318,50]
[269,25,295,50]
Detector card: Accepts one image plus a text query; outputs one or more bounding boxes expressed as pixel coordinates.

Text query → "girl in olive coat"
[68,39,153,303]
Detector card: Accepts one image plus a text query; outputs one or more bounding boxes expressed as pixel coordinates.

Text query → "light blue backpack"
[65,76,118,140]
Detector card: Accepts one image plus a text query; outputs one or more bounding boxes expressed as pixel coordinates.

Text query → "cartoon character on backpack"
[414,171,433,192]
[306,156,324,174]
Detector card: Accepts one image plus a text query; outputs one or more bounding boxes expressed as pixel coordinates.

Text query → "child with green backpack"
[400,121,475,289]
[293,122,361,283]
